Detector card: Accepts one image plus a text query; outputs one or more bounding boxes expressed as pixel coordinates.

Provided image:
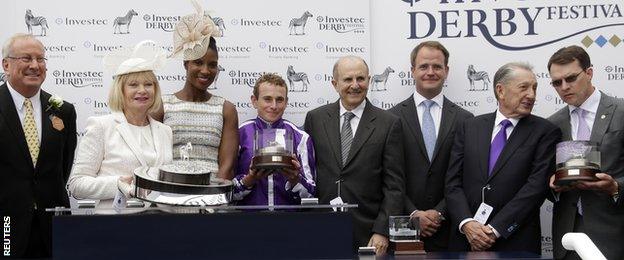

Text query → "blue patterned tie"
[489,119,512,175]
[421,100,436,161]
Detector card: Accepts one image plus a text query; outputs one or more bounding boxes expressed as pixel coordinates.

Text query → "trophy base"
[391,240,425,255]
[251,154,294,170]
[554,168,600,186]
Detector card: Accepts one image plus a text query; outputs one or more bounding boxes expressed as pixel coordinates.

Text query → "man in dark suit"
[0,33,77,258]
[445,62,561,254]
[547,46,623,260]
[389,41,472,252]
[304,56,404,256]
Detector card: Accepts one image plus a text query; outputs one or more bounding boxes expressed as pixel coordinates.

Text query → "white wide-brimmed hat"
[103,40,167,77]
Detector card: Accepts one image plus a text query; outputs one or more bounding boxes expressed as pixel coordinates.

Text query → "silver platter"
[134,167,233,206]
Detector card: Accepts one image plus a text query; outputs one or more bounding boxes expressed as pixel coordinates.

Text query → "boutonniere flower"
[45,95,64,113]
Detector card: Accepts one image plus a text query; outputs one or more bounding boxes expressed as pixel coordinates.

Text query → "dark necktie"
[341,112,355,166]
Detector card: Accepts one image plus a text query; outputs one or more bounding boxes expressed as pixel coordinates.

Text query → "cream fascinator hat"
[169,0,222,61]
[103,40,167,77]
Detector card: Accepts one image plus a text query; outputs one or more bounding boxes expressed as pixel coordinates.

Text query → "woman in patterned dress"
[153,9,238,180]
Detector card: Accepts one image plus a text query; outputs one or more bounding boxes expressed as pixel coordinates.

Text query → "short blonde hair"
[2,33,42,58]
[108,71,162,113]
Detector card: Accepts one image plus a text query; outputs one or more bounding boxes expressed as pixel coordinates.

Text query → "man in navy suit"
[0,33,77,258]
[445,62,561,254]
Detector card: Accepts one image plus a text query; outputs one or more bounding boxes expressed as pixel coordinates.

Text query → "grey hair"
[332,55,369,79]
[493,62,534,100]
[2,33,38,59]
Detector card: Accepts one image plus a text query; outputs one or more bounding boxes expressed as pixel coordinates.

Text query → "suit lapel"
[488,116,533,181]
[433,97,457,163]
[344,100,376,167]
[322,102,343,168]
[558,108,572,141]
[37,91,53,172]
[591,93,615,144]
[0,84,34,169]
[148,117,164,166]
[478,114,495,180]
[400,96,429,163]
[114,113,148,167]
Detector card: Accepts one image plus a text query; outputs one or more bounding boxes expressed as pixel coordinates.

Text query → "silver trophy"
[134,142,233,206]
[251,128,295,170]
[555,141,600,186]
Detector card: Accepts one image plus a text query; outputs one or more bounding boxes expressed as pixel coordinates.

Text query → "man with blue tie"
[389,41,473,251]
[445,62,561,254]
[547,46,623,260]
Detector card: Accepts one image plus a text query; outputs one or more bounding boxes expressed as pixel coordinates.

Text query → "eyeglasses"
[6,56,47,64]
[550,70,584,88]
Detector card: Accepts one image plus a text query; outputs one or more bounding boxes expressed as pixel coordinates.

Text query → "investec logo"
[43,44,77,59]
[231,17,282,27]
[142,14,181,32]
[315,42,366,53]
[52,70,103,88]
[258,42,309,55]
[54,17,108,26]
[83,97,110,116]
[82,41,124,55]
[316,15,366,34]
[156,73,186,83]
[228,70,274,87]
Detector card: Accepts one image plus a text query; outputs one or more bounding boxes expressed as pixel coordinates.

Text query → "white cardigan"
[67,112,173,208]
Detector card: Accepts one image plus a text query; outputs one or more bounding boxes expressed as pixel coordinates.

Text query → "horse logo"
[113,9,138,34]
[207,64,225,90]
[287,65,309,92]
[289,11,313,35]
[25,9,49,36]
[370,67,394,91]
[467,65,490,91]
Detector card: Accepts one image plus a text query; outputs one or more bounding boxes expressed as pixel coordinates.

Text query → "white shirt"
[568,89,600,140]
[413,91,444,137]
[339,100,366,138]
[6,81,42,143]
[490,109,520,142]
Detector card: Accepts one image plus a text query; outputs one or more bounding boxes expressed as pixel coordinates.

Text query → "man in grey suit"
[304,56,404,256]
[547,45,623,260]
[389,41,472,251]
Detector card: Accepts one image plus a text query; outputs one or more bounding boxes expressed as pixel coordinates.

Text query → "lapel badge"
[51,116,65,131]
[601,115,606,119]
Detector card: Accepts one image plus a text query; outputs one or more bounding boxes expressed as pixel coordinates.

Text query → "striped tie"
[23,98,40,166]
[341,112,355,166]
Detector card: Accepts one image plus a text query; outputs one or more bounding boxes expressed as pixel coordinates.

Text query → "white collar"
[568,88,601,115]
[494,109,520,128]
[413,90,444,108]
[6,81,41,111]
[339,99,366,119]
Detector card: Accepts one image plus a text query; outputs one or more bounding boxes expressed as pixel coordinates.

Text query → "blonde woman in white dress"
[67,41,173,209]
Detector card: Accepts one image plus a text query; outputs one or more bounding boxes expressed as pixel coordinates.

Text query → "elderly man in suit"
[389,41,473,251]
[547,46,623,260]
[0,33,77,257]
[445,62,561,254]
[304,56,404,256]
